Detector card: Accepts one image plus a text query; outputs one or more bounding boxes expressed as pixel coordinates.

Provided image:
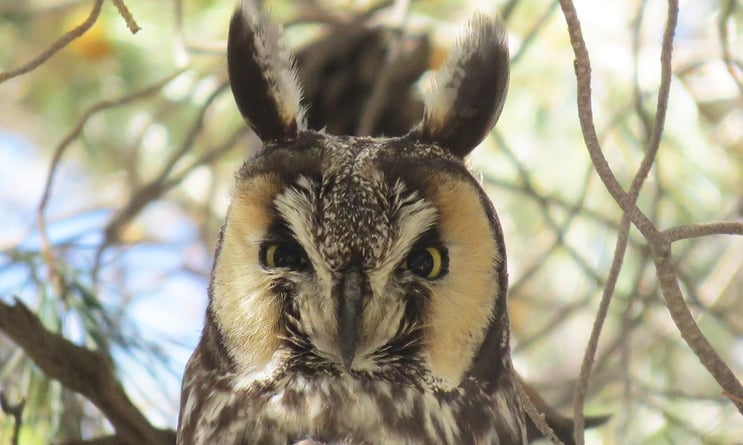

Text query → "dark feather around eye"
[260,242,308,270]
[404,245,448,279]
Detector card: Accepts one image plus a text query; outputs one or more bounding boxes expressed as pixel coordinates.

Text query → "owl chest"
[181,370,524,445]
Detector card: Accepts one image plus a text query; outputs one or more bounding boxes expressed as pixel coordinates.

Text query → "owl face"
[178,2,520,443]
[211,133,508,386]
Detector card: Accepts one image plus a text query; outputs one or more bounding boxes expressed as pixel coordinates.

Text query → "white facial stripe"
[367,185,438,297]
[272,177,340,357]
[272,176,333,286]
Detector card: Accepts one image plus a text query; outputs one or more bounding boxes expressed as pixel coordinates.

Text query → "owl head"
[210,0,510,391]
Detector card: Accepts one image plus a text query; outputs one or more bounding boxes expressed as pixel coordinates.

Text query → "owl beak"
[337,266,365,371]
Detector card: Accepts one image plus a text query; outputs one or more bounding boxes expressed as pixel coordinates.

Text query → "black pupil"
[273,245,304,269]
[408,249,433,276]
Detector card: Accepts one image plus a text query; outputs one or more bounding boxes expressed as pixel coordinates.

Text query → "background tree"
[0,0,741,444]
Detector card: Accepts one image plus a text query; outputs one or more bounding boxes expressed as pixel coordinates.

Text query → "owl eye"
[260,242,308,270]
[404,246,447,279]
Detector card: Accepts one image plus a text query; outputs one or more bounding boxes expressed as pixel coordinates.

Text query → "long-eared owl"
[177,0,526,443]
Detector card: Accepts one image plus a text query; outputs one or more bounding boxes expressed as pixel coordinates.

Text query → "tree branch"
[0,299,175,445]
[570,212,631,444]
[651,241,743,415]
[559,2,743,440]
[0,0,105,83]
[111,0,141,34]
[36,70,184,303]
[518,380,564,445]
[662,221,743,242]
[0,392,25,445]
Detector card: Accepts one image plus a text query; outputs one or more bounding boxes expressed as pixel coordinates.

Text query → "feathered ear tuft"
[227,0,306,142]
[413,13,509,157]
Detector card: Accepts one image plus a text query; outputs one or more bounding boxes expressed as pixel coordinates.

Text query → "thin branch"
[35,70,185,301]
[559,0,743,434]
[518,380,564,445]
[0,299,175,445]
[0,0,105,83]
[0,392,25,445]
[111,0,141,34]
[662,221,743,242]
[651,240,743,415]
[570,212,631,444]
[556,0,657,238]
[94,82,230,271]
[570,1,679,440]
[630,0,677,199]
[638,0,743,416]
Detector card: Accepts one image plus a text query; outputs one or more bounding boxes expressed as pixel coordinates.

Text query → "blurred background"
[0,0,741,443]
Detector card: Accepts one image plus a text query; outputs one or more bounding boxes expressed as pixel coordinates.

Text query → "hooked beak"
[337,266,365,371]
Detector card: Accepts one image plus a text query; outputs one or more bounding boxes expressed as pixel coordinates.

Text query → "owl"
[177,1,524,443]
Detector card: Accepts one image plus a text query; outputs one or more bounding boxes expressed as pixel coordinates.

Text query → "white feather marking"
[238,0,306,130]
[368,182,438,286]
[273,177,332,284]
[423,12,501,134]
[273,177,343,360]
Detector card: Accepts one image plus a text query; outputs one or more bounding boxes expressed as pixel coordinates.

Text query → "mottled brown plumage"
[178,1,523,443]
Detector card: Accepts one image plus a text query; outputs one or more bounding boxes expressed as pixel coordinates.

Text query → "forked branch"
[0,299,175,445]
[0,0,141,84]
[558,0,743,443]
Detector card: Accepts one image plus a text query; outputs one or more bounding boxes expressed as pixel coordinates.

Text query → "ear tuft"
[228,0,306,142]
[415,13,509,157]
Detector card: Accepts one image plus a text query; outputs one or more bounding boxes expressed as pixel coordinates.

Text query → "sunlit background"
[1,0,742,443]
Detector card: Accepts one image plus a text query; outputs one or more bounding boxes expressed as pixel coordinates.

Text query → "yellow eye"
[261,242,307,270]
[264,244,279,268]
[405,246,447,279]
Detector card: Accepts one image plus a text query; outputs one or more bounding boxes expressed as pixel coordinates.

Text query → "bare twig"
[650,240,743,415]
[0,0,105,83]
[0,392,25,445]
[556,0,655,236]
[35,70,185,301]
[571,212,631,444]
[569,0,679,440]
[632,0,677,195]
[518,380,564,445]
[94,82,230,272]
[662,222,743,242]
[559,1,743,440]
[0,299,175,445]
[111,0,141,34]
[495,132,605,287]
